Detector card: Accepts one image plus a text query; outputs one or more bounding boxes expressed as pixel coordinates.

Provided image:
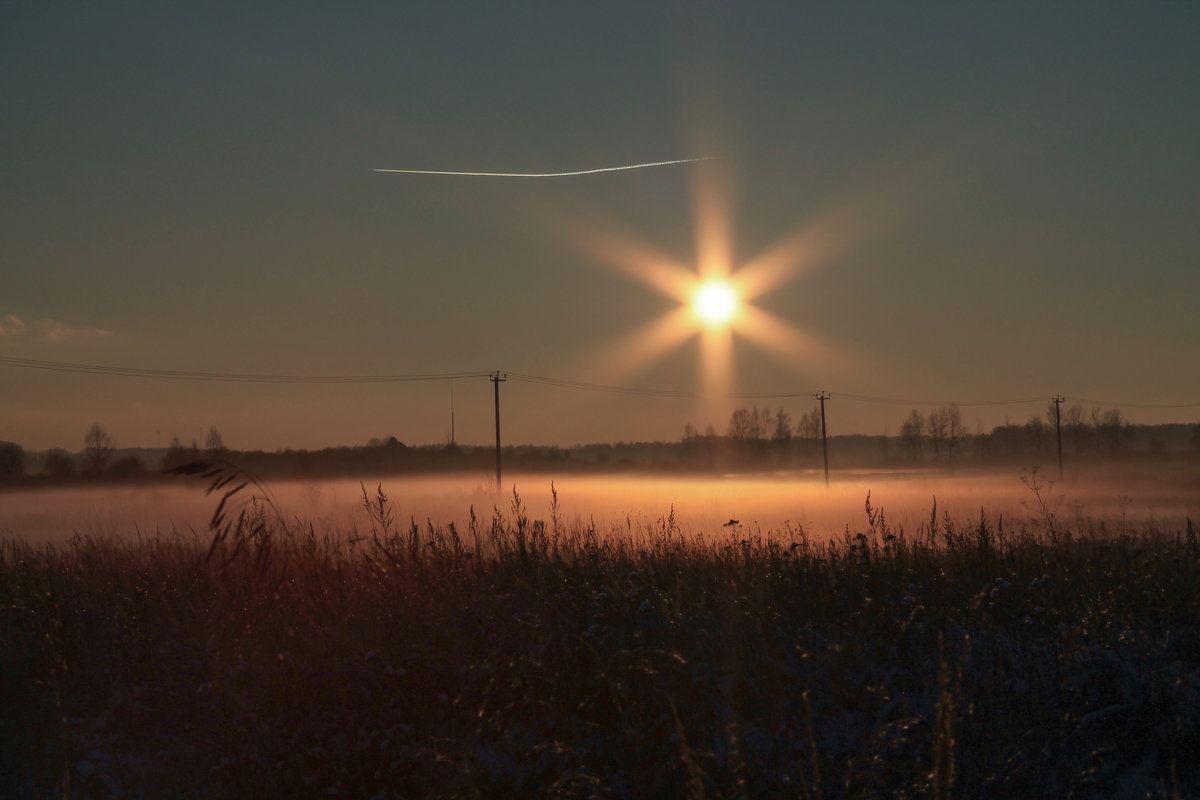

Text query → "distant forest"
[2,402,1197,484]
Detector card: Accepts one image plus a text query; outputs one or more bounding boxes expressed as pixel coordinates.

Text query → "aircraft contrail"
[372,157,713,178]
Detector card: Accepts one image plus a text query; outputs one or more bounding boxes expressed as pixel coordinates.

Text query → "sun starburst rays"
[565,220,696,303]
[558,159,863,398]
[587,307,699,386]
[691,160,734,284]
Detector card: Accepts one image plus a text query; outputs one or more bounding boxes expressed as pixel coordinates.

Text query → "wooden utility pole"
[815,391,831,486]
[1053,394,1065,479]
[491,371,506,490]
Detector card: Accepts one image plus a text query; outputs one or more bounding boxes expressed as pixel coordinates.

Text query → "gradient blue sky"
[3,2,1198,451]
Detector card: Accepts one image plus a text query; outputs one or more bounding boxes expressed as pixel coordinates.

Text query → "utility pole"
[491,371,506,490]
[1053,394,1065,479]
[815,391,831,487]
[450,380,455,447]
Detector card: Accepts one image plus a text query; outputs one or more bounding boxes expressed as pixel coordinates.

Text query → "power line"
[728,389,819,399]
[1065,396,1200,410]
[0,356,489,384]
[506,372,695,398]
[833,392,1049,408]
[2,355,1197,409]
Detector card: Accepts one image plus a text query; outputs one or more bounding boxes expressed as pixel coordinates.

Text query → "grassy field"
[3,466,1199,799]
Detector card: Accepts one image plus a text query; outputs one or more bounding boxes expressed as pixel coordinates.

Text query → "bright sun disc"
[694,282,738,324]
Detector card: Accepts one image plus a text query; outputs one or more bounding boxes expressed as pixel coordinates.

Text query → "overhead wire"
[0,356,490,384]
[506,372,695,397]
[1064,396,1200,410]
[832,392,1049,407]
[2,355,1196,408]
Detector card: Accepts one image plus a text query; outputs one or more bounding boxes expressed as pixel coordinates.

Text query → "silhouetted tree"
[945,405,964,462]
[682,423,698,464]
[1089,406,1105,453]
[800,409,821,441]
[44,448,76,477]
[928,408,948,462]
[727,408,751,443]
[748,406,769,457]
[1101,408,1125,453]
[0,441,24,478]
[83,423,116,475]
[795,408,821,461]
[900,409,924,461]
[772,408,792,459]
[205,427,227,456]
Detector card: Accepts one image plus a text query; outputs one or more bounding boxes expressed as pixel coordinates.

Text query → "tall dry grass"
[2,462,1198,798]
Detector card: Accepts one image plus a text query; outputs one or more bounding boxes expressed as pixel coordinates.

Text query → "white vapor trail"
[372,157,713,178]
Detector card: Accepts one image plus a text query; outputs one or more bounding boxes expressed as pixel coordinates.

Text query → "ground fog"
[2,462,1195,544]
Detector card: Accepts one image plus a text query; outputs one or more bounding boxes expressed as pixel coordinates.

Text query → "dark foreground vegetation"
[3,470,1199,798]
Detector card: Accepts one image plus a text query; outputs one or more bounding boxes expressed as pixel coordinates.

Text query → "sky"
[2,2,1198,452]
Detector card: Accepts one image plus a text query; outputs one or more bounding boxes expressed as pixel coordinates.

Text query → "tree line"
[0,424,229,480]
[679,402,1198,467]
[1,408,1197,483]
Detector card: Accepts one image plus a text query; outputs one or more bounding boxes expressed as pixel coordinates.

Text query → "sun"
[552,156,854,409]
[693,281,738,325]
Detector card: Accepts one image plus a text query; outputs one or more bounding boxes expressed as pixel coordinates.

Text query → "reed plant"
[2,463,1198,798]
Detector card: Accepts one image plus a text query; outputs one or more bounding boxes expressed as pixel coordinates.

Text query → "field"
[3,464,1199,798]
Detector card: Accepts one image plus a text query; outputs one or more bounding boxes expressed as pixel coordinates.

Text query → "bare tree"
[727,408,751,442]
[796,409,820,445]
[746,406,768,458]
[900,409,924,461]
[928,407,948,462]
[682,423,697,464]
[1101,408,1125,453]
[204,426,227,456]
[770,408,792,463]
[747,407,763,442]
[772,408,792,445]
[1089,406,1104,452]
[84,423,116,475]
[44,448,76,477]
[945,404,964,462]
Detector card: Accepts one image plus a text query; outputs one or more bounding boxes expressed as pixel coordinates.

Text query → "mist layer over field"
[2,463,1195,544]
